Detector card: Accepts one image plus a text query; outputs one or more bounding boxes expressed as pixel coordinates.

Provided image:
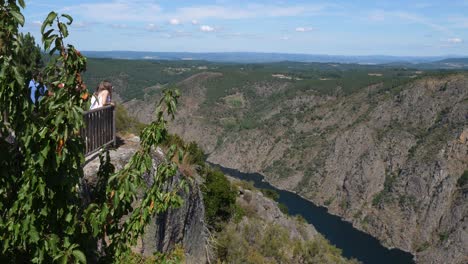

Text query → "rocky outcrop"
[150,170,208,263]
[161,74,467,263]
[230,176,317,241]
[83,137,209,263]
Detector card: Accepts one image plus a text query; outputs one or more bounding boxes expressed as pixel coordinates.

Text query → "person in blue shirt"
[29,71,47,104]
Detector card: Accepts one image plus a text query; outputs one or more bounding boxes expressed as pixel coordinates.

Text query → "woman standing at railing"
[90,80,114,110]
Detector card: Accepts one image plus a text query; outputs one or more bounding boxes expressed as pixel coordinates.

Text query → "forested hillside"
[84,58,468,264]
[83,58,455,102]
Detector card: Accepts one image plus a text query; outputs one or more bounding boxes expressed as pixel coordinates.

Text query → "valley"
[84,58,468,264]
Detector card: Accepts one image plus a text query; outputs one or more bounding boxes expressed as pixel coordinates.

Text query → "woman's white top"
[90,93,111,110]
[90,94,101,110]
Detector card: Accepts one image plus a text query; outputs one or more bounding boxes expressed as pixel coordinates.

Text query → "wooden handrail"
[81,105,116,156]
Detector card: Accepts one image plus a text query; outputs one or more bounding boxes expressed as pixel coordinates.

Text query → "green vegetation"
[457,170,468,187]
[115,104,146,135]
[201,167,237,230]
[0,6,184,263]
[163,133,206,167]
[16,32,43,79]
[83,59,204,100]
[372,172,397,207]
[438,232,449,242]
[278,203,289,214]
[231,179,255,191]
[121,245,185,264]
[415,242,430,252]
[260,188,280,201]
[265,160,294,179]
[398,195,417,209]
[216,214,359,264]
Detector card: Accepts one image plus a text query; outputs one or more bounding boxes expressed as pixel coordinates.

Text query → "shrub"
[215,218,357,264]
[232,179,255,191]
[115,104,146,135]
[202,167,237,230]
[260,188,280,201]
[457,170,468,187]
[278,203,289,214]
[186,141,205,167]
[372,172,397,207]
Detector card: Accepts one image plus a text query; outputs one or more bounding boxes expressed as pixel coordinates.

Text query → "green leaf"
[58,23,69,38]
[44,37,54,51]
[72,250,86,263]
[10,10,25,27]
[60,254,68,264]
[41,12,57,34]
[18,0,26,8]
[40,144,50,158]
[45,12,58,25]
[61,14,73,25]
[29,229,39,243]
[43,28,54,38]
[65,212,72,223]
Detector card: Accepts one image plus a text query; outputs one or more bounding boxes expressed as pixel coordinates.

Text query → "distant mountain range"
[81,51,468,67]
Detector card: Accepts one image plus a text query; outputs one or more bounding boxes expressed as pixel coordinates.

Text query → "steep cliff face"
[157,73,467,263]
[82,137,209,263]
[150,171,208,263]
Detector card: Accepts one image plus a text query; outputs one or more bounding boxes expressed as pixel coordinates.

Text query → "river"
[210,163,416,264]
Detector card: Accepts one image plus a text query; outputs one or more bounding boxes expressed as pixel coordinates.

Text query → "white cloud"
[200,25,215,32]
[447,38,462,43]
[169,18,181,25]
[295,27,313,32]
[32,21,42,27]
[281,36,290,40]
[191,19,199,25]
[146,23,158,31]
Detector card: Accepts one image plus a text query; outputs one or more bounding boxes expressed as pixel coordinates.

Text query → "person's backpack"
[33,83,47,104]
[37,83,46,97]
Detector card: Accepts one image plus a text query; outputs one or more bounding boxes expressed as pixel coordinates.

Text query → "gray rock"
[83,138,209,263]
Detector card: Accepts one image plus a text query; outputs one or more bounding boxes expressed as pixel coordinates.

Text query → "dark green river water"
[211,164,416,264]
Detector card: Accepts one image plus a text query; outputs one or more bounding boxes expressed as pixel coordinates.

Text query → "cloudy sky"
[21,0,468,56]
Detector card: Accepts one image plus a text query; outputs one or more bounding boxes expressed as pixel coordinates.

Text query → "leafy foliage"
[260,188,279,201]
[16,32,43,79]
[201,167,237,230]
[0,4,184,263]
[115,104,146,135]
[216,218,359,264]
[82,59,203,100]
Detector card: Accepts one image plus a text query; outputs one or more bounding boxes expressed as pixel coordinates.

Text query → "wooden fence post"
[112,105,116,147]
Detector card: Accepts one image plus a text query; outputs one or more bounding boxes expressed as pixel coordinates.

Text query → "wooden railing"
[81,105,116,156]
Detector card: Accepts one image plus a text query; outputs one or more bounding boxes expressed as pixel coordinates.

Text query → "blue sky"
[21,0,468,56]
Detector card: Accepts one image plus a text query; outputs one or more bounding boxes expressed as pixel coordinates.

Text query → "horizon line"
[80,50,468,58]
